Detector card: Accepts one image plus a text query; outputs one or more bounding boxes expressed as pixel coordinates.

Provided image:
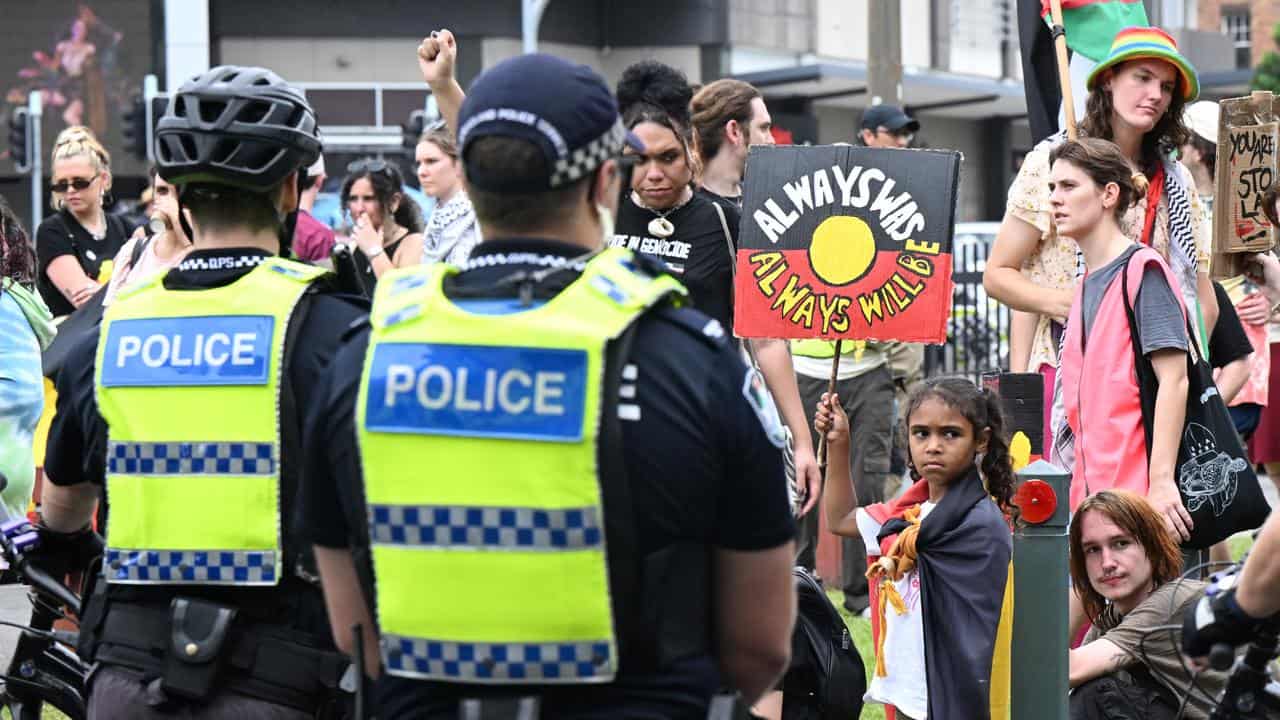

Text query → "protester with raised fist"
[416,124,479,266]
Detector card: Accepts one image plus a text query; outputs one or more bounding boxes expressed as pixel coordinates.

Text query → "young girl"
[817,377,1016,720]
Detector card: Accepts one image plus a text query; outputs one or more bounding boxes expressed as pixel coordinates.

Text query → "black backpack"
[781,568,866,719]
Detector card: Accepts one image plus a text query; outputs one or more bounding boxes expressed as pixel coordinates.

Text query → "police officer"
[302,50,798,719]
[38,66,361,718]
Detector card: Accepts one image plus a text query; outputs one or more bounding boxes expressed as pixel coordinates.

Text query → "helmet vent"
[241,101,271,124]
[178,135,198,161]
[211,138,238,164]
[199,100,227,124]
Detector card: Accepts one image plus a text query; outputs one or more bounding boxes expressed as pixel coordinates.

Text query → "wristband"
[363,245,385,260]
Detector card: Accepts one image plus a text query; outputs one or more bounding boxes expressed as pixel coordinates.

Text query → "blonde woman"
[35,126,130,316]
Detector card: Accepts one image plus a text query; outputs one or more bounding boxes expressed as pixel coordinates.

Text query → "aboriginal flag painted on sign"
[733,145,961,344]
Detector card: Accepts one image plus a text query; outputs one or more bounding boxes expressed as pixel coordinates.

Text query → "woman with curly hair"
[612,61,823,522]
[983,28,1217,447]
[0,196,55,520]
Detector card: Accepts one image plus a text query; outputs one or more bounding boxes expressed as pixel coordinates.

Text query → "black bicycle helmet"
[155,65,321,192]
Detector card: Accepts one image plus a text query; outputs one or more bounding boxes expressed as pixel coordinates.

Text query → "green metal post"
[1012,458,1070,720]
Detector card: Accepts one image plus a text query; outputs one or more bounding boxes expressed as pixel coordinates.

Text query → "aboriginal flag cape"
[865,469,1014,720]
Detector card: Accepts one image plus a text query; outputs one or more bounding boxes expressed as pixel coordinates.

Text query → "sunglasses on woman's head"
[347,158,392,175]
[51,175,98,193]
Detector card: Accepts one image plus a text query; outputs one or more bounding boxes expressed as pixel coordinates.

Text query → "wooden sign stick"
[1048,0,1078,140]
[817,339,843,469]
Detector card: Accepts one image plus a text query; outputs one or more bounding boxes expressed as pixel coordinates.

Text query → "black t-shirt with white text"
[612,192,739,333]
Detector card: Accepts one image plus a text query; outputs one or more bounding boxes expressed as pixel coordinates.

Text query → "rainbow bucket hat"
[1086,27,1199,102]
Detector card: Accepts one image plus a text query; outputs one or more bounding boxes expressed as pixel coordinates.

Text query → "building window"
[1221,6,1252,69]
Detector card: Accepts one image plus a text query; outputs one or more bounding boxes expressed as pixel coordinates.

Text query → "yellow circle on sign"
[807,215,876,286]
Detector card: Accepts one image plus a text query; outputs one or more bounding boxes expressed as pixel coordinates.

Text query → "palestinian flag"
[1042,0,1148,62]
[1019,0,1148,143]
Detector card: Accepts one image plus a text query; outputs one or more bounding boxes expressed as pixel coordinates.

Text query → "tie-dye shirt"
[0,284,49,521]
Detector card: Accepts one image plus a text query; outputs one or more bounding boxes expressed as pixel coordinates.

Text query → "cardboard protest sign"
[733,145,961,343]
[1213,91,1279,279]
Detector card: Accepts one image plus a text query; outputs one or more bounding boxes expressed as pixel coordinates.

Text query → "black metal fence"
[924,237,1010,381]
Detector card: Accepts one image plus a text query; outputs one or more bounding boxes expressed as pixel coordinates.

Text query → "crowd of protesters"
[1,18,1278,720]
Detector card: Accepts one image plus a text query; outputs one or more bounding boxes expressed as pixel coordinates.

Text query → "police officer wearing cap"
[39,66,361,718]
[303,40,797,719]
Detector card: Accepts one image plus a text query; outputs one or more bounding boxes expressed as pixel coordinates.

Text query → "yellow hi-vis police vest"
[94,258,328,585]
[356,247,684,684]
[791,338,866,359]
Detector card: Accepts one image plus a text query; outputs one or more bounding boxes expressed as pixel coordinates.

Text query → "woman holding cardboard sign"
[983,27,1217,447]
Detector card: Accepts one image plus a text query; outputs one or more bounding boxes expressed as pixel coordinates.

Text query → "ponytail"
[978,387,1019,523]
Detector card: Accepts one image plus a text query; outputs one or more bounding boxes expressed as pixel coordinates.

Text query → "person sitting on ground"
[1068,490,1229,719]
[817,377,1015,720]
[415,124,479,266]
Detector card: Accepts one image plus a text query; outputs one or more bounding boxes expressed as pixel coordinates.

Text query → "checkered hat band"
[549,119,627,189]
[382,635,614,683]
[108,441,276,476]
[105,549,278,586]
[369,504,602,551]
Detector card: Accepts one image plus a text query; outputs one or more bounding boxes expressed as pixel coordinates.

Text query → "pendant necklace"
[634,191,689,239]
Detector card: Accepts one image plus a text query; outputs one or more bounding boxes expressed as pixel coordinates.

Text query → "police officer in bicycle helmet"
[38,66,363,719]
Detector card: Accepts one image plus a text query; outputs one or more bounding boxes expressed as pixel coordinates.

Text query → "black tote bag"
[1122,264,1270,549]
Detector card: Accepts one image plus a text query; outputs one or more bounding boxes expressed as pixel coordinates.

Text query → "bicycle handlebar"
[0,520,82,618]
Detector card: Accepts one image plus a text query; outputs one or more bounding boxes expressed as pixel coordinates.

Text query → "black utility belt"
[91,596,349,713]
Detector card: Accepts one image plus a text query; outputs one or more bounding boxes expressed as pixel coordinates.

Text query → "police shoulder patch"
[652,305,731,350]
[742,368,787,449]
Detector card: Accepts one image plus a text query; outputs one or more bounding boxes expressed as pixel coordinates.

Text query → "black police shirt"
[43,247,367,631]
[612,191,740,334]
[298,238,795,720]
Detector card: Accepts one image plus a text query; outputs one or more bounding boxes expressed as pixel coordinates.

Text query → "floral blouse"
[1007,145,1212,370]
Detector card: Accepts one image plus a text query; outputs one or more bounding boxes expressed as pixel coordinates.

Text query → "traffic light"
[402,109,426,153]
[8,106,29,171]
[121,95,147,161]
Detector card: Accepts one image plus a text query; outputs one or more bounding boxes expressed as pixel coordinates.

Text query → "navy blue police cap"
[457,53,643,192]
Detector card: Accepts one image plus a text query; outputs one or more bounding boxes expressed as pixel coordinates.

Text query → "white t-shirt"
[856,500,936,719]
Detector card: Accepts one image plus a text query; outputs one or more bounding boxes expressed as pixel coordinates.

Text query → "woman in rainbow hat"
[985,25,1214,456]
